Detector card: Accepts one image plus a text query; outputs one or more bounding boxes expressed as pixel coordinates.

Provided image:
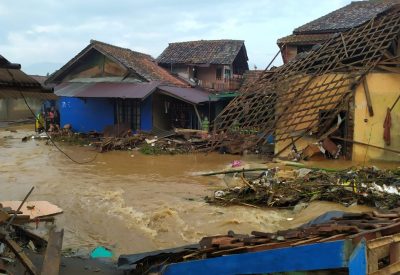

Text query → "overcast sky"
[0,0,351,75]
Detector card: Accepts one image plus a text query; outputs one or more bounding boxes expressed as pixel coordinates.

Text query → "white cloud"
[175,13,210,32]
[0,0,354,74]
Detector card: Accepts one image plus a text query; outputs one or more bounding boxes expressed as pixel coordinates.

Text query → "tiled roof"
[0,56,42,89]
[157,40,247,65]
[91,40,186,86]
[29,75,48,85]
[277,33,334,45]
[0,55,56,99]
[294,0,399,34]
[47,40,186,86]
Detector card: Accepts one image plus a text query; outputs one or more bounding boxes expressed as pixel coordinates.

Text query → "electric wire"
[6,69,98,164]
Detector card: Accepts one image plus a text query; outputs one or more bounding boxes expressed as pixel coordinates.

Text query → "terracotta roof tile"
[47,40,186,87]
[157,40,247,65]
[294,0,399,34]
[277,33,334,45]
[91,40,186,86]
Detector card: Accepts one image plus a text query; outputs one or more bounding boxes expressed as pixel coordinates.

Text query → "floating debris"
[205,167,400,210]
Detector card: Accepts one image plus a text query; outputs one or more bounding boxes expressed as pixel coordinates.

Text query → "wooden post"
[41,229,64,275]
[362,77,374,116]
[3,236,38,275]
[390,242,400,264]
[194,105,202,130]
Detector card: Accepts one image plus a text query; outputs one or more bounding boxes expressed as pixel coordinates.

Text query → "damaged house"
[46,40,213,133]
[0,55,56,121]
[157,40,249,119]
[277,0,399,63]
[210,3,400,162]
[157,39,249,91]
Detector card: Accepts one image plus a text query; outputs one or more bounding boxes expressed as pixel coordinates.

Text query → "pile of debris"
[118,209,400,274]
[205,167,400,209]
[0,187,64,275]
[22,125,211,154]
[94,128,209,154]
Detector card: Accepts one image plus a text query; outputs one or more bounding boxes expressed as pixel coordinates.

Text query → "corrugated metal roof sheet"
[55,82,160,99]
[157,85,212,104]
[55,81,216,104]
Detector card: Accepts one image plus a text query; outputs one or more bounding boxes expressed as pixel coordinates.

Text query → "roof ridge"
[168,39,244,45]
[90,39,152,59]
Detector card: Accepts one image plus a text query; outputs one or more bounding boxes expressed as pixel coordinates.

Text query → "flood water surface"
[0,125,378,256]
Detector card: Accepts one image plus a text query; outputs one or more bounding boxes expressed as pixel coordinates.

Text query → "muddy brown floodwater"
[0,125,379,257]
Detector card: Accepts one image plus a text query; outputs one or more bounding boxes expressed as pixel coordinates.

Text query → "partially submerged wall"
[0,98,42,121]
[352,73,400,162]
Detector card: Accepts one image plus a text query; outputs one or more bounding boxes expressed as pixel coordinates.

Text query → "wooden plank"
[317,234,348,243]
[368,244,391,273]
[390,242,400,265]
[368,248,379,273]
[362,77,374,116]
[291,236,323,246]
[40,229,64,275]
[0,209,9,224]
[367,233,400,249]
[331,136,400,154]
[370,261,400,275]
[1,201,63,219]
[4,236,37,275]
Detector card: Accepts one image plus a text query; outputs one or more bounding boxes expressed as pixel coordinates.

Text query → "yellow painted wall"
[352,73,400,162]
[274,72,400,162]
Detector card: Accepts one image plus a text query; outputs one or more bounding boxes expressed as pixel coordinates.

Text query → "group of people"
[35,106,60,133]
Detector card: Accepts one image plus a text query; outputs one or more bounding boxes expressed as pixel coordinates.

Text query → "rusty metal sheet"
[55,81,160,99]
[157,85,212,104]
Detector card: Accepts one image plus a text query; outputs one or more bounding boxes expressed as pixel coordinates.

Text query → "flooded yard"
[0,124,378,256]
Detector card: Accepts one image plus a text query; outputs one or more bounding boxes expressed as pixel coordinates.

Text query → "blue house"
[46,40,212,133]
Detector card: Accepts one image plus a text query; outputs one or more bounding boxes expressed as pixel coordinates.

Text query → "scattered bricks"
[211,237,239,247]
[199,236,224,249]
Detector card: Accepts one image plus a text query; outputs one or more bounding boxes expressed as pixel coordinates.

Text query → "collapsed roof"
[157,39,248,66]
[209,5,400,152]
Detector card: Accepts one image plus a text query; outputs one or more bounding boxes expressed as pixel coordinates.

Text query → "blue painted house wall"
[59,96,114,132]
[140,95,153,131]
[58,96,154,133]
